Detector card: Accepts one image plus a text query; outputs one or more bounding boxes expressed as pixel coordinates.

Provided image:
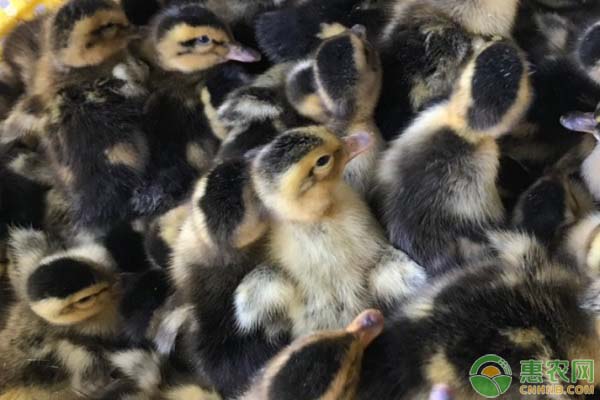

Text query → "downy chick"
[45,63,150,232]
[1,0,138,145]
[504,6,600,175]
[286,24,384,195]
[135,2,261,210]
[375,0,521,139]
[0,228,125,399]
[5,0,153,232]
[375,40,532,275]
[352,232,600,399]
[237,126,426,339]
[511,125,598,251]
[165,159,285,398]
[241,309,385,400]
[122,160,279,398]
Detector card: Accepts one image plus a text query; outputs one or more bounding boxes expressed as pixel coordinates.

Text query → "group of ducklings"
[3,0,600,399]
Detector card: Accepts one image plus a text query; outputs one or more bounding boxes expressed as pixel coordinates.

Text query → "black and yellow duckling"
[0,0,154,232]
[132,1,260,211]
[260,232,600,399]
[236,126,425,340]
[122,159,281,398]
[0,228,126,399]
[241,309,385,400]
[1,0,138,145]
[375,39,532,275]
[504,5,600,178]
[375,0,521,139]
[285,24,383,195]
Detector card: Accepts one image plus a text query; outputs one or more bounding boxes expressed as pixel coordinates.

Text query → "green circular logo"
[469,355,513,398]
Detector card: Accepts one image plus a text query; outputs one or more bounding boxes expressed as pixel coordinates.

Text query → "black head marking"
[467,42,524,131]
[316,35,358,107]
[258,132,324,179]
[579,24,600,68]
[52,0,117,50]
[155,3,227,41]
[27,258,101,301]
[287,63,318,105]
[268,336,353,400]
[199,160,249,244]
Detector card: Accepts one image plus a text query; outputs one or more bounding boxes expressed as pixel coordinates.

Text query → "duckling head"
[314,24,382,125]
[51,0,134,68]
[7,229,118,326]
[252,126,372,222]
[191,159,268,250]
[150,2,261,73]
[448,39,532,138]
[244,309,384,400]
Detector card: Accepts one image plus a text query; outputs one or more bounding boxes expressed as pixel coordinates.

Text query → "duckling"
[1,0,139,145]
[0,0,154,232]
[163,159,288,398]
[375,40,532,275]
[285,24,384,195]
[0,228,126,399]
[241,309,385,400]
[45,64,151,231]
[216,62,310,162]
[133,2,261,210]
[504,6,600,174]
[375,0,522,139]
[244,234,600,400]
[119,159,280,398]
[237,126,425,340]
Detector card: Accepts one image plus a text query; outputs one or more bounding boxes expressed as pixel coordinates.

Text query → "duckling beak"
[351,24,367,39]
[346,309,384,347]
[343,131,374,163]
[224,43,262,63]
[429,385,454,400]
[560,112,600,141]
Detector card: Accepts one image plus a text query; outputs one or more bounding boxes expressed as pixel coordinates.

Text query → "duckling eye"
[73,295,96,309]
[196,35,211,45]
[315,155,331,167]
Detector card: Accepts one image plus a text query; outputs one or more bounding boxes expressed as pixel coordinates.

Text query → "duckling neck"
[271,184,385,280]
